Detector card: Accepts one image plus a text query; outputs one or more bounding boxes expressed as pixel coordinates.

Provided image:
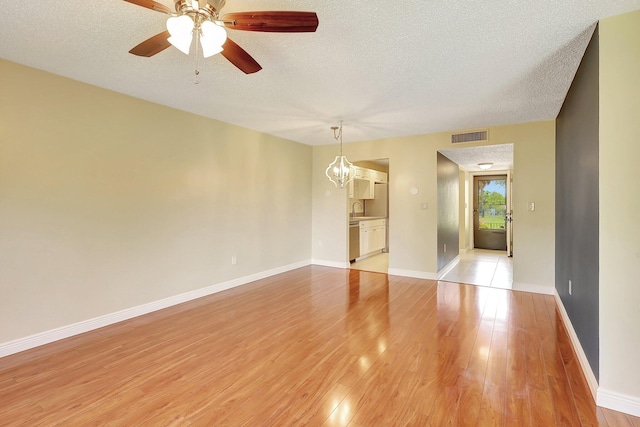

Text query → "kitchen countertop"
[349,216,387,223]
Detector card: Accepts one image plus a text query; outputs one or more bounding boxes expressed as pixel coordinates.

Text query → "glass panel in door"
[473,175,507,250]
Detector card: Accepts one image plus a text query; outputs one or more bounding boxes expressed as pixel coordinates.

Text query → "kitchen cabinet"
[349,167,387,200]
[354,178,374,199]
[354,167,370,180]
[359,219,386,256]
[371,170,388,183]
[349,167,368,198]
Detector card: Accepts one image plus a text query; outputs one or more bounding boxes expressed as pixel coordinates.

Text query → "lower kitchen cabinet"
[359,219,386,257]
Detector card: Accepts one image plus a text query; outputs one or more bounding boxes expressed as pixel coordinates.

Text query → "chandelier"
[325,121,356,189]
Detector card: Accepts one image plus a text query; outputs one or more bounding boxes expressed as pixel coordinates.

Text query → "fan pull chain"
[193,27,200,84]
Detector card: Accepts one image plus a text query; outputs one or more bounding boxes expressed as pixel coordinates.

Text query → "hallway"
[440,249,513,289]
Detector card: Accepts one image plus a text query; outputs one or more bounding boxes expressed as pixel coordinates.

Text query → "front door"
[473,175,507,250]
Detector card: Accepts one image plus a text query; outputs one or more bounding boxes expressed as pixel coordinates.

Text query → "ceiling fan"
[125,0,319,74]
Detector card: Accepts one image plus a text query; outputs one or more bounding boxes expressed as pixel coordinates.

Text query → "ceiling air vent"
[451,129,489,144]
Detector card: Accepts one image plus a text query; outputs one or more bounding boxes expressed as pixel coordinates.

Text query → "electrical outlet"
[231,255,237,265]
[569,279,572,295]
[443,243,447,253]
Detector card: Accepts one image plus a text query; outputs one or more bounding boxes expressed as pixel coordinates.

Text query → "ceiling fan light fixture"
[167,15,194,54]
[478,162,493,170]
[201,42,223,58]
[200,21,227,57]
[127,0,318,74]
[167,15,194,37]
[168,33,193,54]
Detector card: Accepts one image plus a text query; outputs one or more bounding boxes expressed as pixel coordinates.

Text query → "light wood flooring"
[1,266,638,426]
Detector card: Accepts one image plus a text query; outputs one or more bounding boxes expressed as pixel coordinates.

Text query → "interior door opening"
[348,159,389,274]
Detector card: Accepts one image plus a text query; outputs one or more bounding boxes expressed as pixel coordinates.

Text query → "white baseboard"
[311,259,349,269]
[598,388,640,417]
[512,282,555,295]
[553,290,598,400]
[387,268,437,280]
[437,256,460,279]
[0,259,312,358]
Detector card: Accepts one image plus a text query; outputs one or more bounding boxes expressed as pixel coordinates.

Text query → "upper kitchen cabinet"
[348,166,388,199]
[354,178,374,199]
[371,170,388,183]
[354,167,370,180]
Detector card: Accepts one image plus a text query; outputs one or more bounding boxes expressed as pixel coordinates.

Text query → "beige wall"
[599,9,640,403]
[0,60,557,349]
[0,60,312,343]
[312,121,555,290]
[354,160,388,173]
[458,170,471,252]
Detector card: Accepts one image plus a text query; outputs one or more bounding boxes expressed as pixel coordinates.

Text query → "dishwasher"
[349,221,360,262]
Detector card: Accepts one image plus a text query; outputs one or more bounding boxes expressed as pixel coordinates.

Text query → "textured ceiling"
[1,1,639,146]
[440,144,513,172]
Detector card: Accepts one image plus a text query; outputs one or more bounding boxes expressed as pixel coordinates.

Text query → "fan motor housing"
[174,0,225,13]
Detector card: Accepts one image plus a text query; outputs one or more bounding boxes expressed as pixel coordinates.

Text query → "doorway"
[473,175,507,250]
[348,159,389,274]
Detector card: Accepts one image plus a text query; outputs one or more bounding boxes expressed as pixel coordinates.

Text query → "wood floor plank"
[602,407,637,426]
[0,266,635,425]
[597,406,611,426]
[505,292,531,426]
[477,327,507,426]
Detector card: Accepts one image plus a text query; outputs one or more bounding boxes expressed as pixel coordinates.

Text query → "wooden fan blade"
[123,0,172,14]
[220,38,262,74]
[221,11,319,33]
[129,31,171,57]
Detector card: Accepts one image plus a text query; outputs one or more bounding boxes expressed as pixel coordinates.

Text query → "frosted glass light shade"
[168,33,193,54]
[200,21,227,58]
[167,15,194,37]
[325,155,356,188]
[167,16,194,55]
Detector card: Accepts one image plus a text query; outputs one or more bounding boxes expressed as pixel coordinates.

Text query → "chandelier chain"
[332,120,343,155]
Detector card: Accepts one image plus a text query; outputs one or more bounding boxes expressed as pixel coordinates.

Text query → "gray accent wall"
[437,152,459,271]
[556,26,599,380]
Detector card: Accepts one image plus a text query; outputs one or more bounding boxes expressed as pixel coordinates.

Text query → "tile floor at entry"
[350,252,389,274]
[441,249,513,289]
[351,249,512,289]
